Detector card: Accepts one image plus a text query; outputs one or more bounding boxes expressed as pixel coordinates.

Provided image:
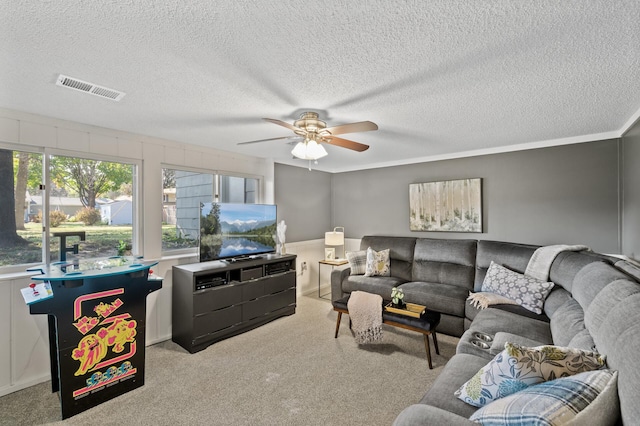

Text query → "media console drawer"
[194,285,242,314]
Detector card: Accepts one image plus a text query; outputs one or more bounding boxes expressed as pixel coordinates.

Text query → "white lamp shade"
[325,231,344,246]
[291,140,328,160]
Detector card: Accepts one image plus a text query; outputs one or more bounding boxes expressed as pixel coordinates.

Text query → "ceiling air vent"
[56,74,126,101]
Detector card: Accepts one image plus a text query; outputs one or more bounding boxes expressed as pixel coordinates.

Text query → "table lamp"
[325,227,345,259]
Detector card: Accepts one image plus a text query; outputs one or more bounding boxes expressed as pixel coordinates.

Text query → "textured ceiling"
[1,1,639,172]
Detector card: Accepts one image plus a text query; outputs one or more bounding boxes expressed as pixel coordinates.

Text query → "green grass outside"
[0,223,197,267]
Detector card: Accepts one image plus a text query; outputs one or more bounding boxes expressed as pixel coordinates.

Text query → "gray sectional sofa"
[331,235,640,425]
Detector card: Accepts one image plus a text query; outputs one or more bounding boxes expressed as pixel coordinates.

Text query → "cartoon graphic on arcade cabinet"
[106,318,137,353]
[72,334,108,376]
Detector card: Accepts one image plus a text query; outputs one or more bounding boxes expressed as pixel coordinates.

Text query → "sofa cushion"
[584,278,640,337]
[346,250,367,275]
[550,298,586,347]
[465,308,552,344]
[342,275,408,300]
[542,286,572,318]
[400,281,469,317]
[412,238,477,289]
[360,236,416,281]
[419,353,487,419]
[465,300,550,325]
[489,332,546,356]
[474,240,537,291]
[364,247,390,277]
[584,288,640,425]
[572,261,629,311]
[481,261,554,314]
[549,251,612,292]
[567,329,597,352]
[469,370,619,426]
[455,343,606,407]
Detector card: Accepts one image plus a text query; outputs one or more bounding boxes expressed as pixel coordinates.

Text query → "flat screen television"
[199,202,277,262]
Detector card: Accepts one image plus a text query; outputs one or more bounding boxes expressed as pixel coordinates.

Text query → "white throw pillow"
[364,247,390,277]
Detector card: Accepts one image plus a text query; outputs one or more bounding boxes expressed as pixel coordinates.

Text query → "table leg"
[432,331,439,355]
[423,334,433,369]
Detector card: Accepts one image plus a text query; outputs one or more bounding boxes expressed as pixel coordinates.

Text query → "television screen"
[200,202,277,262]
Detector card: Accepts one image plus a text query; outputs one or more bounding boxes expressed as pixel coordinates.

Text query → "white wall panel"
[20,121,56,148]
[164,146,185,165]
[118,138,143,160]
[89,133,118,156]
[8,277,51,396]
[57,128,89,152]
[0,283,12,391]
[0,117,20,143]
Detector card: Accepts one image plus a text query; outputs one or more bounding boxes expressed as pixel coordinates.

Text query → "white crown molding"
[324,131,623,173]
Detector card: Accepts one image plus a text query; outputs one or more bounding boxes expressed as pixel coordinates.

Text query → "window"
[0,148,44,268]
[162,168,260,254]
[162,168,213,252]
[220,175,258,203]
[48,154,136,261]
[0,148,137,270]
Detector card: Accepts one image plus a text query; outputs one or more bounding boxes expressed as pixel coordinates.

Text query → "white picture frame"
[325,248,335,260]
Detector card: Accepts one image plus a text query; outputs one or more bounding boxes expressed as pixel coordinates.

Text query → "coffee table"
[332,295,441,369]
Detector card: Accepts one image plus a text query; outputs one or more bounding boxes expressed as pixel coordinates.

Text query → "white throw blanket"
[347,291,383,344]
[467,291,519,310]
[525,244,590,281]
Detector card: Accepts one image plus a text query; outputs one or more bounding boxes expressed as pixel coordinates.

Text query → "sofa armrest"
[393,404,476,426]
[330,267,351,301]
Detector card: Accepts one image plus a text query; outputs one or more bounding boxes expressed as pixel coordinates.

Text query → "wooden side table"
[318,259,349,299]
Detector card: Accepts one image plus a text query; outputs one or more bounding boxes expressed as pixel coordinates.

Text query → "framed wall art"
[409,178,482,232]
[325,248,335,260]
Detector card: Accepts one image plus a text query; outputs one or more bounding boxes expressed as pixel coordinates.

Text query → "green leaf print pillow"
[454,342,605,407]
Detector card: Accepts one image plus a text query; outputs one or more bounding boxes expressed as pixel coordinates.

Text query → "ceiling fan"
[238,112,378,161]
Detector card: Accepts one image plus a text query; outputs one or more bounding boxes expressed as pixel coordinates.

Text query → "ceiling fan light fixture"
[291,139,328,160]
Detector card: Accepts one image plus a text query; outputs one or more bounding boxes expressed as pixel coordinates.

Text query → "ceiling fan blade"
[263,118,304,133]
[322,136,369,152]
[322,121,378,135]
[237,136,300,145]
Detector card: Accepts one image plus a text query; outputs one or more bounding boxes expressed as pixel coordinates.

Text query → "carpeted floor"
[0,295,458,425]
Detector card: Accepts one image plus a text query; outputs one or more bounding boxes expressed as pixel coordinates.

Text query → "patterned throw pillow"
[469,370,618,425]
[482,261,554,314]
[455,342,606,407]
[346,250,367,275]
[364,247,390,277]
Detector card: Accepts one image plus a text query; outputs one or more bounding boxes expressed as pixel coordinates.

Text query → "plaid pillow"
[469,370,618,425]
[346,250,367,275]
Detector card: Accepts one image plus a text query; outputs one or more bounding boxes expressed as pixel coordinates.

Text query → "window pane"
[49,155,134,261]
[162,168,212,252]
[220,175,258,203]
[0,149,43,268]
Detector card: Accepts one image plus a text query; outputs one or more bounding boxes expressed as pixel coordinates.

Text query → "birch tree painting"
[409,178,482,232]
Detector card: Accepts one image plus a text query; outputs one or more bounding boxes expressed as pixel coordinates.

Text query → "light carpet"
[0,295,458,425]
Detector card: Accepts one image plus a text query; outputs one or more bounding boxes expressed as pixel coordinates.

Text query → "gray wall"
[622,120,640,259]
[331,140,621,254]
[275,164,331,242]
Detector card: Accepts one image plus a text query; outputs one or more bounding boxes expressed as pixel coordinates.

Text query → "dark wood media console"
[172,254,297,353]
